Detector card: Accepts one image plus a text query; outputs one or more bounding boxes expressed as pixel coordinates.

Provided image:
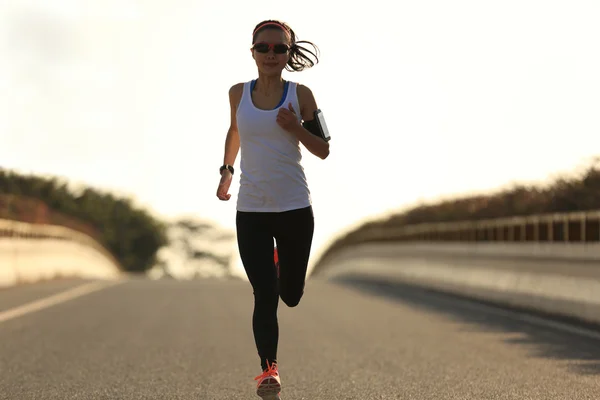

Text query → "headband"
[252,22,290,37]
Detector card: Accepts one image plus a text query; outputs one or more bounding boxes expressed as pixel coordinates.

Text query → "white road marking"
[0,280,125,324]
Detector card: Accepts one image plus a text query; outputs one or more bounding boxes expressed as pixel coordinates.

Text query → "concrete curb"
[314,243,600,326]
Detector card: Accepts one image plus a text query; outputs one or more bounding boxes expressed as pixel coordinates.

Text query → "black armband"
[302,109,331,142]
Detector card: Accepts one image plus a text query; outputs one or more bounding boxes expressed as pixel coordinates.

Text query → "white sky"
[2,0,600,277]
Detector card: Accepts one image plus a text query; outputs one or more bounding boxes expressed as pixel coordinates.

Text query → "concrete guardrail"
[312,209,600,326]
[0,218,123,287]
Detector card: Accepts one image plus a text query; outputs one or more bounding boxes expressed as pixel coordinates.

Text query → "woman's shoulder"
[229,82,246,96]
[295,82,315,101]
[294,83,317,117]
[228,82,246,105]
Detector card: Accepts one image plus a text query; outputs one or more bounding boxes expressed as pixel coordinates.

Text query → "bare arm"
[223,83,243,165]
[292,84,330,160]
[216,84,243,201]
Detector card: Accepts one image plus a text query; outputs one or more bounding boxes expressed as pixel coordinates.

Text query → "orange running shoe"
[254,361,281,399]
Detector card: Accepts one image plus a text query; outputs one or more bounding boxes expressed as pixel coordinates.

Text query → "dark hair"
[252,20,319,72]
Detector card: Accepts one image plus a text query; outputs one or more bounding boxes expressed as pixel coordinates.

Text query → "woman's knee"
[254,286,279,308]
[280,289,303,308]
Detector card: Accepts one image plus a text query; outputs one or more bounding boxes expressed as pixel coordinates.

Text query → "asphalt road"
[1,276,599,399]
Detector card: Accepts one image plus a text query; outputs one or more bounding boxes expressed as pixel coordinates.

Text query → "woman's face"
[251,29,290,76]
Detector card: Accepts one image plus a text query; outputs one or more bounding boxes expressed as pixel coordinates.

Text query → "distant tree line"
[384,158,600,227]
[326,157,600,248]
[0,168,168,273]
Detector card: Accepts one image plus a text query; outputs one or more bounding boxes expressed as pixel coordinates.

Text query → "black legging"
[236,206,314,371]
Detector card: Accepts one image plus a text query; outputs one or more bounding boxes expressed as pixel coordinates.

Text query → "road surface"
[1,276,599,399]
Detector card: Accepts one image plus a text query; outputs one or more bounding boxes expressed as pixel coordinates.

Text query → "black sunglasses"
[252,42,290,54]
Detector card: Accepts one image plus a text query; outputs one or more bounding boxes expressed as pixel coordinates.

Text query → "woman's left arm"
[277,85,330,160]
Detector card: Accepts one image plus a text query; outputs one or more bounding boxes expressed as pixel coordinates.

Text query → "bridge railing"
[347,209,600,244]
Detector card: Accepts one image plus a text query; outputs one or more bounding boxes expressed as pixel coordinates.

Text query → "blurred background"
[2,0,600,283]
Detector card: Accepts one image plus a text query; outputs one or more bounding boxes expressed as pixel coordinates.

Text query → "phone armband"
[302,109,331,142]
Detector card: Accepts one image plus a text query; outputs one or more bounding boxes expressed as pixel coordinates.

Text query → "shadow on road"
[332,274,600,376]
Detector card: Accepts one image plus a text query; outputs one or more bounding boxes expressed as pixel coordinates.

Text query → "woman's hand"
[276,102,301,133]
[277,99,330,159]
[216,170,233,201]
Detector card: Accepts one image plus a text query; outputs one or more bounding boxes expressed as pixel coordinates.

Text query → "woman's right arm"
[223,83,243,165]
[216,83,243,201]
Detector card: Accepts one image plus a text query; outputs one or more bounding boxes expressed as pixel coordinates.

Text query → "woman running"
[216,19,330,399]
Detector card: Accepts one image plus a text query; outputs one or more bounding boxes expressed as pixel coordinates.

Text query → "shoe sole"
[259,396,280,400]
[256,376,281,398]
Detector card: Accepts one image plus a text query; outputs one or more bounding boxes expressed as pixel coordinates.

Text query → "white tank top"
[235,80,312,212]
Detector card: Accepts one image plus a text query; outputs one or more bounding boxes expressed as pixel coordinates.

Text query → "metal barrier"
[347,209,600,244]
[0,218,120,268]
